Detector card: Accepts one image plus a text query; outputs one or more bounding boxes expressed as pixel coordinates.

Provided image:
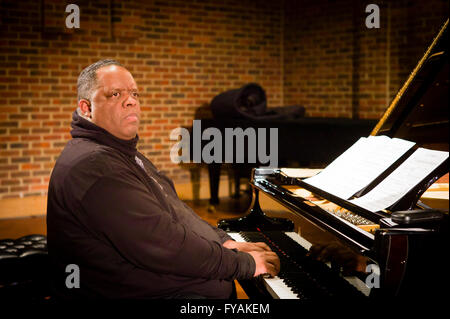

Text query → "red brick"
[0,0,447,199]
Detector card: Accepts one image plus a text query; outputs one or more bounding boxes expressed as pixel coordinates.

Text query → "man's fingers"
[263,251,280,274]
[267,261,280,277]
[249,250,281,277]
[225,241,272,253]
[253,242,272,251]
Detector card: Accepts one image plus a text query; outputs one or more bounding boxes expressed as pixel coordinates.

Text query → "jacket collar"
[70,110,139,157]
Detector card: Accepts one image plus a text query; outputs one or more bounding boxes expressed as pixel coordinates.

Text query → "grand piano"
[218,19,449,300]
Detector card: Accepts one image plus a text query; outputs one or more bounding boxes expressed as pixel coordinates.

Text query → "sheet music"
[303,136,415,199]
[349,148,449,212]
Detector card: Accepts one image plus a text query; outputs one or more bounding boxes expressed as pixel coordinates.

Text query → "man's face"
[90,65,141,140]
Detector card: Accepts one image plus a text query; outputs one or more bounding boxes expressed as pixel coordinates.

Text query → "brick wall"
[0,0,448,199]
[283,0,448,118]
[0,0,283,199]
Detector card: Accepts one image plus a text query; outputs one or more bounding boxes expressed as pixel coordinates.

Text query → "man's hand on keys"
[223,240,281,277]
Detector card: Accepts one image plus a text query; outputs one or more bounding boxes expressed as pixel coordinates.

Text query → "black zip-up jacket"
[46,111,255,299]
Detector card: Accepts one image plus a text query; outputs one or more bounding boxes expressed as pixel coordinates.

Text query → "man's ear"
[78,99,91,116]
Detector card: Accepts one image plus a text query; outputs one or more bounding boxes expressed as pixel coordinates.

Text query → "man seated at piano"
[46,59,281,299]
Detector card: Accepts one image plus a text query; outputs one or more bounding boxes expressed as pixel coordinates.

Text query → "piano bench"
[0,234,52,302]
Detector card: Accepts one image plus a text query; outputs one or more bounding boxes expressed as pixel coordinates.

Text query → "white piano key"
[343,276,371,297]
[285,231,312,250]
[230,230,313,251]
[263,276,299,299]
[228,232,245,242]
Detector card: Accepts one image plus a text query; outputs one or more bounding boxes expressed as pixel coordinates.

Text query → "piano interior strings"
[283,185,380,233]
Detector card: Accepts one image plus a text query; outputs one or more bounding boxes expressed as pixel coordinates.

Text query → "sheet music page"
[303,136,416,199]
[349,148,449,212]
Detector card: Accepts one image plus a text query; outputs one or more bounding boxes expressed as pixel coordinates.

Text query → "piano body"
[219,19,449,300]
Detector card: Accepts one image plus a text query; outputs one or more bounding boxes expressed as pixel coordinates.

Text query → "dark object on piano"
[219,19,449,300]
[391,209,445,225]
[210,82,305,121]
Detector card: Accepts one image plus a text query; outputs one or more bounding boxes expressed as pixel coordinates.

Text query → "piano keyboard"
[228,231,369,299]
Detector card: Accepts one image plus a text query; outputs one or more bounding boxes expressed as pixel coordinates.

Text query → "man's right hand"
[248,250,280,277]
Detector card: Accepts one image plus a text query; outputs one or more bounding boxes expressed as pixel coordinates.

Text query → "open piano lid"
[371,19,449,152]
[294,20,449,214]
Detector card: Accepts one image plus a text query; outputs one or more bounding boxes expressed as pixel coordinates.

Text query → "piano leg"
[208,163,221,206]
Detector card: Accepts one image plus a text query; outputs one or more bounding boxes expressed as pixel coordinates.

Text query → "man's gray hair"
[77,59,123,102]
